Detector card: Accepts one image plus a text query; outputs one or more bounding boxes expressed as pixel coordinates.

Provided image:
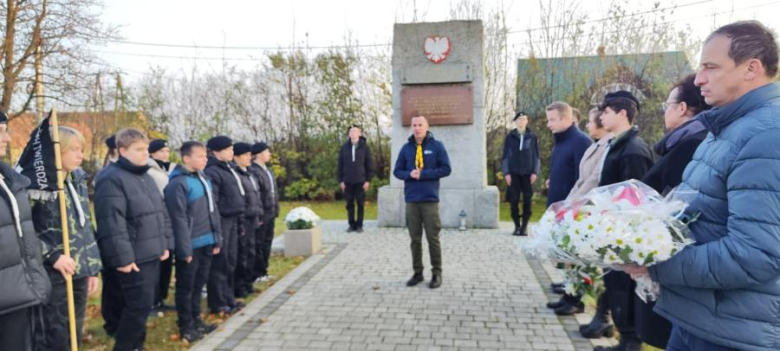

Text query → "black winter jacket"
[0,162,51,315]
[164,165,222,258]
[598,126,655,187]
[337,137,375,184]
[205,157,246,218]
[642,120,707,196]
[94,157,173,268]
[250,162,280,221]
[501,128,541,176]
[237,166,263,219]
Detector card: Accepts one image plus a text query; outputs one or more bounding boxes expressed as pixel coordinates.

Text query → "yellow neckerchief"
[415,143,424,170]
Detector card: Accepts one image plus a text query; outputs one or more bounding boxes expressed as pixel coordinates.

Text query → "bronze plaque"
[401,85,473,126]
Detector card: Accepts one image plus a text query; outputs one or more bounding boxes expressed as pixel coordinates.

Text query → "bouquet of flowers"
[524,180,697,301]
[285,207,321,230]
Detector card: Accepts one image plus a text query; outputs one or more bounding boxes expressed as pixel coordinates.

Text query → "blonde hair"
[51,126,86,151]
[546,101,573,120]
[115,128,149,149]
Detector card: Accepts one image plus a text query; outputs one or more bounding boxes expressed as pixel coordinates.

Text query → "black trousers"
[0,307,32,351]
[507,174,533,226]
[604,271,639,342]
[40,275,89,351]
[254,219,275,278]
[102,260,160,351]
[175,246,212,331]
[154,254,174,306]
[235,216,259,295]
[208,216,239,311]
[344,183,366,229]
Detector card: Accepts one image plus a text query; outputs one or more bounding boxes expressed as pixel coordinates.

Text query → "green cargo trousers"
[406,202,442,276]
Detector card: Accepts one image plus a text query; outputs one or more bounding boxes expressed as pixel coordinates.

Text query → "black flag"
[16,112,58,192]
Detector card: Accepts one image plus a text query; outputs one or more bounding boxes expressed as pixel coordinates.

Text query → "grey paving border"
[213,243,348,350]
[526,256,595,351]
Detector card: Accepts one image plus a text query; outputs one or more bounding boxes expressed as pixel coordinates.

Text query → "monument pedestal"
[378,185,498,228]
[378,20,498,229]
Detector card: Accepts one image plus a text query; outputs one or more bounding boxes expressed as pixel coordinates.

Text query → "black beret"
[233,142,252,155]
[105,135,116,149]
[148,139,168,153]
[600,90,641,112]
[513,111,528,121]
[207,136,233,151]
[251,142,269,155]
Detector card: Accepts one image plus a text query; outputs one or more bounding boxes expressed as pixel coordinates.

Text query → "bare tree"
[1,0,118,117]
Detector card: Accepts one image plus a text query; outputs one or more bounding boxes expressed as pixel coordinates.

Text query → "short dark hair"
[180,141,206,158]
[347,124,361,133]
[673,73,712,115]
[709,20,779,77]
[603,98,639,123]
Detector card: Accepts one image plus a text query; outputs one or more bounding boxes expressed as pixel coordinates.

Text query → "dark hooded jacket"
[204,157,247,218]
[0,162,51,315]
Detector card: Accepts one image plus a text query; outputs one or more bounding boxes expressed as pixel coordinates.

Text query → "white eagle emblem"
[424,36,451,64]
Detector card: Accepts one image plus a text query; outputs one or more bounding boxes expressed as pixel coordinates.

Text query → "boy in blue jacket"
[164,141,222,343]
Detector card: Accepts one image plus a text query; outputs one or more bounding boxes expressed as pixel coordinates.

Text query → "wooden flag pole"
[51,109,79,351]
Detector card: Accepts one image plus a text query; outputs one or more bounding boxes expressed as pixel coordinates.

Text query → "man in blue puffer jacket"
[393,114,451,289]
[624,21,780,351]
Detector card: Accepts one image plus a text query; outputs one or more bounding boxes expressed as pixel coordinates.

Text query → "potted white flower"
[283,207,322,257]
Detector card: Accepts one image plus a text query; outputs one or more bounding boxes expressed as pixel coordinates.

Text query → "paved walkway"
[193,221,614,351]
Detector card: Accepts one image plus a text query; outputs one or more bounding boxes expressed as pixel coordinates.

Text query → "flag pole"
[51,109,79,351]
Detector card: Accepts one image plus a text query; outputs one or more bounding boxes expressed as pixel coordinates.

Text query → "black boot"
[593,335,642,351]
[580,294,615,338]
[512,218,521,236]
[429,274,442,289]
[520,220,529,236]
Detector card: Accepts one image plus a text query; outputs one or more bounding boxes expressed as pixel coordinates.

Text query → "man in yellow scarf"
[392,114,452,289]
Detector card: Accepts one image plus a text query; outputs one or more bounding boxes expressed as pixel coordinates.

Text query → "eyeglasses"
[662,101,680,111]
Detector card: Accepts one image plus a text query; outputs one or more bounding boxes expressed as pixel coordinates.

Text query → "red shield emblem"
[424,36,451,64]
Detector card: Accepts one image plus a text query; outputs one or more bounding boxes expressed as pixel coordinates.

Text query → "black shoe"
[593,336,642,351]
[554,302,584,315]
[346,226,356,233]
[153,301,176,312]
[552,285,566,294]
[356,227,364,233]
[180,328,203,343]
[195,319,218,334]
[429,275,442,289]
[512,227,522,236]
[406,273,424,287]
[546,297,566,309]
[210,306,231,315]
[551,282,564,289]
[520,218,529,236]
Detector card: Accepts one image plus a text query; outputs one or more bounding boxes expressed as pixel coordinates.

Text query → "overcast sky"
[97,0,780,82]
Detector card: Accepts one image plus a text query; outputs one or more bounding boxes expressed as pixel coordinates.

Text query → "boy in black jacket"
[204,136,246,314]
[232,142,263,298]
[164,141,222,342]
[337,125,375,233]
[250,142,280,282]
[94,128,173,351]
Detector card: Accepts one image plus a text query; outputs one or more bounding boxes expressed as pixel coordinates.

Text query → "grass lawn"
[81,255,305,351]
[273,196,550,236]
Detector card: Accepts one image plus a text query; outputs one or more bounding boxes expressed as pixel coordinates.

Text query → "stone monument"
[377,20,499,229]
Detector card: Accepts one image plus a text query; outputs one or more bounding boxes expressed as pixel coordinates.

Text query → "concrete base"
[377,185,499,228]
[283,226,322,257]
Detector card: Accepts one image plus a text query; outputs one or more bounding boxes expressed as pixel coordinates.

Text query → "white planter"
[283,226,322,257]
